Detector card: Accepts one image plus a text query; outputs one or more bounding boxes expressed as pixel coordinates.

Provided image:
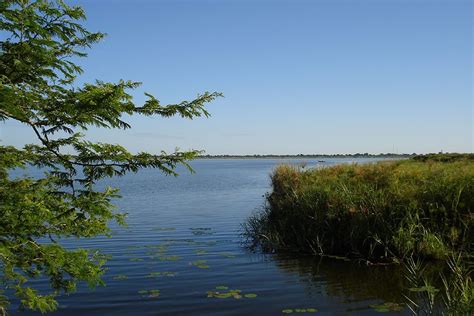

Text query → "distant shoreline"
[197,154,414,159]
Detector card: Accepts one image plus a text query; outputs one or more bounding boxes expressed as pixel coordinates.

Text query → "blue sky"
[2,0,473,154]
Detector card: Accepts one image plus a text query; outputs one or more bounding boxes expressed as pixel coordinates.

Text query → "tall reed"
[404,253,473,315]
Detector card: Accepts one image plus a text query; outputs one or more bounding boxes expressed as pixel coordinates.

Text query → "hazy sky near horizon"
[1,0,473,154]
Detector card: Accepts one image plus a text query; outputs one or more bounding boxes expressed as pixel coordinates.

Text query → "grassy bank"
[244,154,473,262]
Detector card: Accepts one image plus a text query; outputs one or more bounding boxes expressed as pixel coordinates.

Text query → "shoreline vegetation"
[243,153,473,314]
[244,153,473,260]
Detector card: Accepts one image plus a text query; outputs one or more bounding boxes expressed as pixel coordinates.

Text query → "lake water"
[13,158,409,315]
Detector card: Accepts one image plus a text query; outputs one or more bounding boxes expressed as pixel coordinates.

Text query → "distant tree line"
[198,153,417,159]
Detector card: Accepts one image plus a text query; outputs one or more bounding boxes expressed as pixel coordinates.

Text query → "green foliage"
[281,308,318,314]
[404,254,473,315]
[244,155,474,313]
[244,155,474,261]
[206,287,257,300]
[413,153,474,163]
[137,289,160,298]
[0,0,220,312]
[191,259,209,269]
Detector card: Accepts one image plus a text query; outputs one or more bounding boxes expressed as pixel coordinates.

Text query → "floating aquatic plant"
[112,274,128,280]
[197,265,210,269]
[244,293,257,298]
[138,289,160,298]
[146,245,169,257]
[158,255,181,261]
[146,244,169,251]
[190,228,214,236]
[161,238,196,244]
[369,302,404,312]
[147,271,178,278]
[207,288,242,299]
[190,260,210,269]
[282,308,318,313]
[129,258,144,262]
[207,287,258,300]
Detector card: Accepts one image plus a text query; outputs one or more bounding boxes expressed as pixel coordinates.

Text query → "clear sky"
[2,0,473,154]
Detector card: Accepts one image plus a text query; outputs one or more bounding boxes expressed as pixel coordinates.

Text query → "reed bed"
[244,154,474,262]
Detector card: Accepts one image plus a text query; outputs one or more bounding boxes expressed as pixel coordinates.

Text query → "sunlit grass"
[244,154,474,262]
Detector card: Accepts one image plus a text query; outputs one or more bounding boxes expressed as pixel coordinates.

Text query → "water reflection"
[274,254,405,302]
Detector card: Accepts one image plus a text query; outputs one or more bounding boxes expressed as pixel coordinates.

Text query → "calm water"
[13,158,409,315]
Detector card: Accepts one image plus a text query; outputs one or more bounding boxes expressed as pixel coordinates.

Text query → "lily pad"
[214,292,232,299]
[148,289,161,298]
[189,228,214,237]
[281,308,318,314]
[147,271,178,278]
[244,293,257,298]
[191,259,210,269]
[190,228,214,236]
[159,255,181,261]
[207,288,256,300]
[138,289,160,298]
[229,289,242,294]
[207,291,232,299]
[129,258,144,262]
[161,238,195,245]
[148,248,169,258]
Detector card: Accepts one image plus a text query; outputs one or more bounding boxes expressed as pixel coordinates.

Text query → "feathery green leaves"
[0,0,221,312]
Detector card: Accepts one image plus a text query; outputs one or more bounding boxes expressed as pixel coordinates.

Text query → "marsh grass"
[404,253,473,315]
[243,154,474,262]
